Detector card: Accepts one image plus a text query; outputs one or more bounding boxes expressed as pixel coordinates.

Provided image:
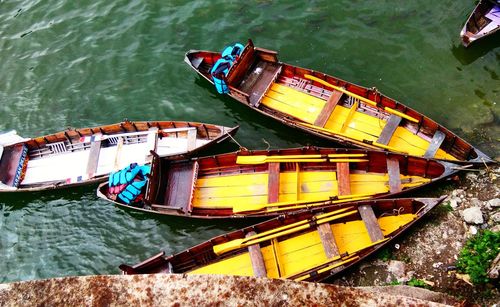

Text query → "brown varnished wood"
[246,231,267,277]
[163,161,198,213]
[267,162,280,203]
[336,162,351,196]
[386,157,402,193]
[314,90,343,127]
[317,221,340,259]
[358,205,385,242]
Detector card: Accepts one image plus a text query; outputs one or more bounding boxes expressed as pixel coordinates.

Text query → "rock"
[449,198,459,209]
[488,252,500,280]
[387,260,406,280]
[465,172,478,180]
[490,212,500,223]
[491,225,500,232]
[488,198,500,208]
[462,207,484,224]
[469,226,478,235]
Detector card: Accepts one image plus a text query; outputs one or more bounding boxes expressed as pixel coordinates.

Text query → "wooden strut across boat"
[460,0,500,47]
[119,197,447,283]
[97,146,463,219]
[184,39,494,164]
[0,120,238,192]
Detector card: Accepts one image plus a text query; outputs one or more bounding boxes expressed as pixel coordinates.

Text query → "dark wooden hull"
[97,146,461,219]
[1,120,238,192]
[185,40,493,164]
[119,197,446,283]
[461,0,500,47]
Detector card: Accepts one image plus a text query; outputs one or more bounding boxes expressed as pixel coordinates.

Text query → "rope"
[225,131,247,151]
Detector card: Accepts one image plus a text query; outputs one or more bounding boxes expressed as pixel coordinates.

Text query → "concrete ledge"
[0,274,456,306]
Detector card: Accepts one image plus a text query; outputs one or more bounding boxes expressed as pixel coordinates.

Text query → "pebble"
[469,225,478,235]
[462,207,484,224]
[490,212,500,223]
[432,262,443,269]
[488,198,500,208]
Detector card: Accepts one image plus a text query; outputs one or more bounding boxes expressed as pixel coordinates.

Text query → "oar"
[264,196,372,214]
[287,237,389,281]
[303,74,419,123]
[233,193,374,214]
[233,206,352,246]
[236,154,367,165]
[213,209,357,255]
[296,122,408,154]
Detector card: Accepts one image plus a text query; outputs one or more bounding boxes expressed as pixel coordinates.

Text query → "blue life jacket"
[108,163,151,205]
[117,179,148,205]
[221,43,244,60]
[109,163,140,187]
[210,58,232,94]
[210,42,244,94]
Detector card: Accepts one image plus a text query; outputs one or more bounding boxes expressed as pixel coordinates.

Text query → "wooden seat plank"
[358,205,384,242]
[377,114,402,145]
[314,90,343,127]
[386,157,402,193]
[247,62,282,107]
[163,161,198,213]
[186,128,197,151]
[424,130,446,158]
[246,231,267,277]
[267,162,280,203]
[336,162,351,196]
[317,221,340,259]
[86,134,102,178]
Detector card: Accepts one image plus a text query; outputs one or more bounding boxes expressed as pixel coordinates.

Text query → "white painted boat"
[0,120,238,192]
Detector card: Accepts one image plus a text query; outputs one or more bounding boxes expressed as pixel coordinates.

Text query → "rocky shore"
[332,165,500,305]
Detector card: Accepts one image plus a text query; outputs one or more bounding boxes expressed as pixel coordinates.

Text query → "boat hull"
[185,40,493,164]
[120,197,446,283]
[97,146,461,219]
[0,120,238,192]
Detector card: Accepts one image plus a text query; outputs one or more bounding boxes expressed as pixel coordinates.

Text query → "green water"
[0,0,498,283]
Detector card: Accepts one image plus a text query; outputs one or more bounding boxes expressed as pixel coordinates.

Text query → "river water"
[0,0,498,283]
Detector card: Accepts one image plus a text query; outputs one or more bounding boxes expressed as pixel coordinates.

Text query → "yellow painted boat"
[185,39,494,164]
[119,197,446,282]
[97,147,460,218]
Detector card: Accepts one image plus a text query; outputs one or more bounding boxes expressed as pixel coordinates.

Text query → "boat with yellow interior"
[185,39,493,164]
[97,146,460,218]
[119,197,446,282]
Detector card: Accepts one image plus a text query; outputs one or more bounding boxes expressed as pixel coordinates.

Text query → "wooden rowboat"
[97,147,460,218]
[0,120,237,192]
[461,0,500,47]
[119,197,446,282]
[185,39,493,164]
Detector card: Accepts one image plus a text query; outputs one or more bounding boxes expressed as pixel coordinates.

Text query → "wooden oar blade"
[213,238,245,256]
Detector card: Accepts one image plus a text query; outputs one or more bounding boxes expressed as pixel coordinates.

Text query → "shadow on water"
[451,31,500,66]
[0,184,98,208]
[113,204,267,233]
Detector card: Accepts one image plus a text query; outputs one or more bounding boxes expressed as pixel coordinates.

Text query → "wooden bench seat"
[86,134,102,178]
[336,162,351,196]
[386,157,402,193]
[314,90,343,127]
[163,161,199,213]
[358,205,384,242]
[267,162,280,203]
[317,221,340,259]
[239,61,282,107]
[377,114,402,145]
[424,130,446,158]
[246,231,267,277]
